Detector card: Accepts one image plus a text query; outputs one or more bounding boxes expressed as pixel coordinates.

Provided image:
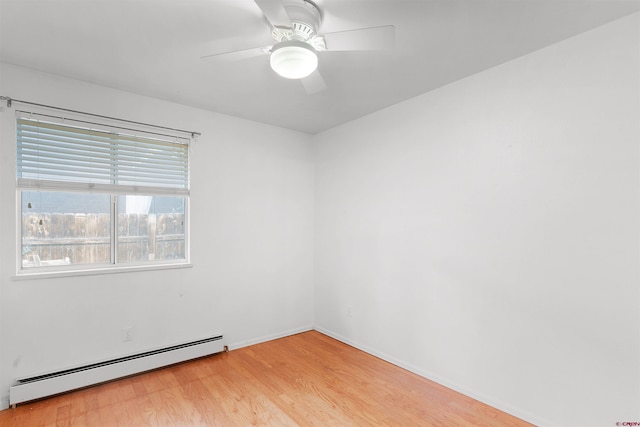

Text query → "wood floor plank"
[0,331,534,426]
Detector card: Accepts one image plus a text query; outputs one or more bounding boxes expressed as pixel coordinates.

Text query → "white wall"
[0,63,315,410]
[314,12,639,427]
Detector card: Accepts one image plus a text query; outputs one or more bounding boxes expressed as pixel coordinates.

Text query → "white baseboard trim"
[227,324,314,351]
[313,325,559,427]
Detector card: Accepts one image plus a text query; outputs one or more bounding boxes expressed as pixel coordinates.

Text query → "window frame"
[14,109,193,278]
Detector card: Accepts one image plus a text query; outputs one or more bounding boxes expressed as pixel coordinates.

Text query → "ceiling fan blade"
[254,0,292,28]
[323,25,395,51]
[301,69,327,95]
[201,46,269,62]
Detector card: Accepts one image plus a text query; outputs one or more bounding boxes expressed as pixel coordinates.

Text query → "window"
[16,111,191,273]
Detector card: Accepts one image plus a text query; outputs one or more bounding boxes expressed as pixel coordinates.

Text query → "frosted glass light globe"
[270,40,318,79]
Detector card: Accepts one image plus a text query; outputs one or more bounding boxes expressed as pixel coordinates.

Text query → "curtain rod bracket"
[0,96,11,108]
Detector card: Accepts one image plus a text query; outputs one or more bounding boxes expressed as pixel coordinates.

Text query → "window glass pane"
[117,195,185,263]
[17,113,191,274]
[21,191,111,269]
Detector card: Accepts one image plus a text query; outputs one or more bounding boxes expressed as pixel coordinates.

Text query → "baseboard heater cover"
[9,334,224,406]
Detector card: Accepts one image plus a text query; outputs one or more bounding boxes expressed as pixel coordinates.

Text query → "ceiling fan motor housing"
[271,0,322,43]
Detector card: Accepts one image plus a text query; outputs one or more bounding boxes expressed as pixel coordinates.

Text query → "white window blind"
[16,113,190,196]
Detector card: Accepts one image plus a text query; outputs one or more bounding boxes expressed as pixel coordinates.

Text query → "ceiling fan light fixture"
[270,40,318,79]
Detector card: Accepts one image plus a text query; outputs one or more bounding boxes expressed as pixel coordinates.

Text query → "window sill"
[12,262,193,281]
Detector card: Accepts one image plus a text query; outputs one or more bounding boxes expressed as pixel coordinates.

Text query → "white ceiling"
[1,0,639,134]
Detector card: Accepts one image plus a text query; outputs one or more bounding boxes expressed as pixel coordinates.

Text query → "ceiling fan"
[201,0,395,94]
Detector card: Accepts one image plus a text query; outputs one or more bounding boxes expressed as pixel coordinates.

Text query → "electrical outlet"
[123,326,133,342]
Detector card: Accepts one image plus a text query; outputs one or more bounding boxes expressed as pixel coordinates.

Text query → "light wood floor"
[0,331,533,426]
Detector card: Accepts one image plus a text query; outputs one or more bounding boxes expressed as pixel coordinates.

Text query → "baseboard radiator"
[9,334,225,407]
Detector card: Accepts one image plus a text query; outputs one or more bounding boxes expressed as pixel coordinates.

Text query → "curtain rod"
[0,96,201,138]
